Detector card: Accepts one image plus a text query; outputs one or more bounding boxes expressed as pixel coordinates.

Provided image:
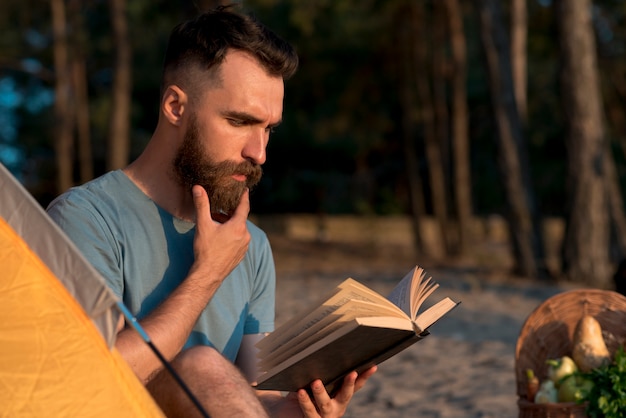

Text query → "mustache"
[188,159,261,182]
[231,161,262,177]
[218,160,263,186]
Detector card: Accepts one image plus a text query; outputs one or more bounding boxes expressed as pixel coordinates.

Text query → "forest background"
[1,0,625,288]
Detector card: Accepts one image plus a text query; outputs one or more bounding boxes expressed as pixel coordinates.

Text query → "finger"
[331,372,358,405]
[296,388,318,417]
[192,185,212,226]
[230,188,250,222]
[310,380,333,416]
[354,366,377,392]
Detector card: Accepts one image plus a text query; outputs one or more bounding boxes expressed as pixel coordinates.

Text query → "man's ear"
[161,85,187,126]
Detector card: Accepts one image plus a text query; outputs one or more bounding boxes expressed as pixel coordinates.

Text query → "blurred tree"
[556,0,611,286]
[395,0,426,253]
[475,0,545,278]
[425,1,452,256]
[107,0,131,170]
[510,0,527,123]
[50,0,73,194]
[443,0,472,257]
[68,0,93,183]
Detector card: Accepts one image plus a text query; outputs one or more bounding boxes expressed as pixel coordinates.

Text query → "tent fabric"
[0,164,118,346]
[0,164,165,417]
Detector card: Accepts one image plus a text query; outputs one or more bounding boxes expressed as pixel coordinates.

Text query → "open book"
[253,266,460,392]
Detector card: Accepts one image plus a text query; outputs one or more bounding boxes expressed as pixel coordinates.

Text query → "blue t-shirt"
[46,170,276,361]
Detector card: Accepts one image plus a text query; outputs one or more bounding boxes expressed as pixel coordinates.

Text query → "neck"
[123,136,196,222]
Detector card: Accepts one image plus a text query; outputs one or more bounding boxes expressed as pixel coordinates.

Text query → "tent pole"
[116,301,211,418]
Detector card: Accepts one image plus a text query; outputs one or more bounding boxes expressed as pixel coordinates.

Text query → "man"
[47,6,375,418]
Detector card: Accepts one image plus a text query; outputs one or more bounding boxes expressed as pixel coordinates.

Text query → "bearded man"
[46,6,374,418]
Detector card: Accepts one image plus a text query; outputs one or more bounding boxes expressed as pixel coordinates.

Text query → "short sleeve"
[47,193,124,298]
[244,226,276,335]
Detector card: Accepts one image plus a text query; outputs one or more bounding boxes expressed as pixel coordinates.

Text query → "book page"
[413,297,459,333]
[258,299,405,370]
[412,273,439,320]
[387,266,439,319]
[255,286,345,351]
[385,268,415,316]
[256,281,366,351]
[257,279,403,355]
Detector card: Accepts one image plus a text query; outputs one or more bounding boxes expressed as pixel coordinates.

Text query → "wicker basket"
[515,289,626,418]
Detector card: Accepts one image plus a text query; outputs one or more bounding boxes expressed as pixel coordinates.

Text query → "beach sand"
[268,235,583,418]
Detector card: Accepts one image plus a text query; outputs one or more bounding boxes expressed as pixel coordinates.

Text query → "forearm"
[116,268,224,382]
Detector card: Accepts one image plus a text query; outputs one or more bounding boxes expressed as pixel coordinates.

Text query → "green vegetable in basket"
[581,346,626,418]
[546,355,578,385]
[557,374,593,402]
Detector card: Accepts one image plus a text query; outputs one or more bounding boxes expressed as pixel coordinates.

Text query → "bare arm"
[117,186,251,382]
[236,333,266,384]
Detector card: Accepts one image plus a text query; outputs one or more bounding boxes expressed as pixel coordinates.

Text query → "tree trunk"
[510,0,527,123]
[396,1,425,253]
[556,0,611,286]
[69,0,93,183]
[432,1,453,255]
[475,0,544,278]
[443,0,473,257]
[414,2,450,257]
[108,0,132,171]
[50,0,74,193]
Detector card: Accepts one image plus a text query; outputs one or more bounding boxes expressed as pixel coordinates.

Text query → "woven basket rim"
[517,398,588,418]
[517,398,586,408]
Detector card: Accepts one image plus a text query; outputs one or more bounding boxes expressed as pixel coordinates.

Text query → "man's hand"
[261,366,377,418]
[188,185,251,291]
[296,367,377,417]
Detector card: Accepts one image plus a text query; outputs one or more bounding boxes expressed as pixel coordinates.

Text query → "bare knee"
[146,347,266,418]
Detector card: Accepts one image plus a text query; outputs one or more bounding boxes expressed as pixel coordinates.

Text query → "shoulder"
[46,170,145,240]
[247,220,269,243]
[47,170,148,221]
[47,171,125,212]
[242,220,275,279]
[47,172,112,222]
[246,220,273,256]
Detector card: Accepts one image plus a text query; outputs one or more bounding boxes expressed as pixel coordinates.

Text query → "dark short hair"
[161,5,298,97]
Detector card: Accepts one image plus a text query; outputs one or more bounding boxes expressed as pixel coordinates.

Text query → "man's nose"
[243,130,268,165]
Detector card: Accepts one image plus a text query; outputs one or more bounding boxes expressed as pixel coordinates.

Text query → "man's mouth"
[231,174,247,182]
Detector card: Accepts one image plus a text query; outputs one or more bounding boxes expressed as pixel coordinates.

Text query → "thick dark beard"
[173,114,263,219]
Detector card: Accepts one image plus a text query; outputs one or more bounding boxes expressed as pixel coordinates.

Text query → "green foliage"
[582,346,626,418]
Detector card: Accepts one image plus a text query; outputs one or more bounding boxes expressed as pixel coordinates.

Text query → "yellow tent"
[0,163,165,417]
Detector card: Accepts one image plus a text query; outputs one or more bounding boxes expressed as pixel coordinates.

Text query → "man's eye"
[228,119,245,127]
[266,126,276,134]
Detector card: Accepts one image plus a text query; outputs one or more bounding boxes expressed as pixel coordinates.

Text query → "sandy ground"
[268,235,584,418]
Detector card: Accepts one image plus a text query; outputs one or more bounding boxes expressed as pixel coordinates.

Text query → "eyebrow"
[222,110,282,129]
